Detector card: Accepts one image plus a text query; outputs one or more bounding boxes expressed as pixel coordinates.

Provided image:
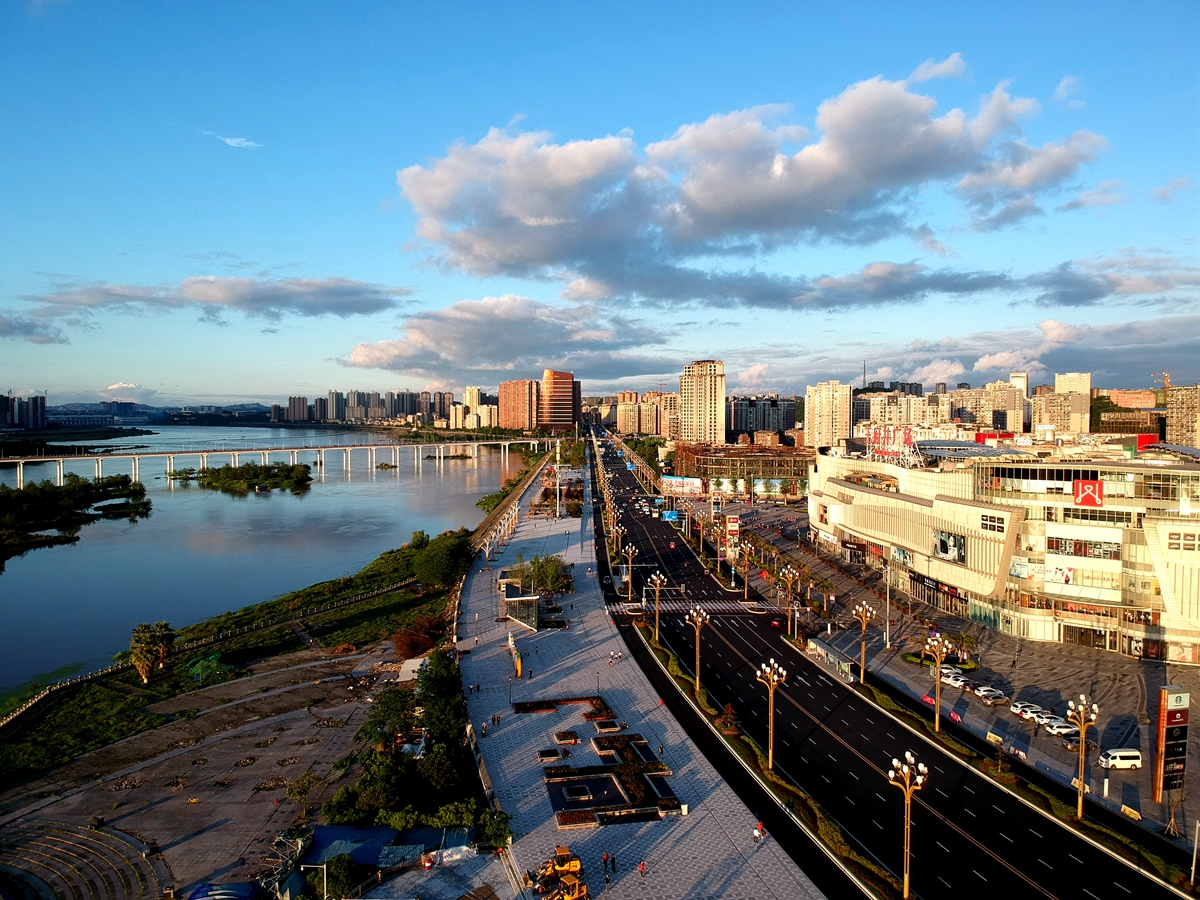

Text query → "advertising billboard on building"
[661,475,704,496]
[932,530,967,564]
[710,477,747,495]
[1073,480,1104,507]
[753,478,787,498]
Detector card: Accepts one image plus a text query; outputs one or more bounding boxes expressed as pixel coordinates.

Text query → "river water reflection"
[0,426,527,690]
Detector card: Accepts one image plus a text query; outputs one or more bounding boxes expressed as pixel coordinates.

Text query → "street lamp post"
[610,523,625,558]
[780,565,799,633]
[756,658,787,769]
[1066,693,1099,819]
[684,606,711,701]
[887,750,928,900]
[649,571,668,643]
[623,544,639,605]
[924,634,954,732]
[884,561,892,649]
[850,601,877,684]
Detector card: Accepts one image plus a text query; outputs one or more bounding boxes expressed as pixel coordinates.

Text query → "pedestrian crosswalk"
[622,598,753,615]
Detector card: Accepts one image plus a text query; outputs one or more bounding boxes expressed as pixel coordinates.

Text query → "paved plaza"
[730,502,1200,838]
[370,472,829,899]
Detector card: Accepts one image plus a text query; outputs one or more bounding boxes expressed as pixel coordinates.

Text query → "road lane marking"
[1029,828,1042,838]
[936,788,948,797]
[998,832,1011,842]
[873,820,882,829]
[974,871,987,882]
[992,804,1004,814]
[1115,885,1130,893]
[876,793,886,802]
[964,808,976,817]
[937,842,949,852]
[1069,854,1082,864]
[845,796,854,805]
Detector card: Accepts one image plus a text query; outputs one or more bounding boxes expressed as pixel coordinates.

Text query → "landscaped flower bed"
[555,809,599,829]
[513,699,559,713]
[554,730,579,745]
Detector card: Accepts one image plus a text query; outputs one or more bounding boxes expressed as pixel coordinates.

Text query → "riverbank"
[0,474,151,571]
[0,528,474,783]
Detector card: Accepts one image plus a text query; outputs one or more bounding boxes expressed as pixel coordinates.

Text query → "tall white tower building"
[805,381,853,449]
[679,360,727,444]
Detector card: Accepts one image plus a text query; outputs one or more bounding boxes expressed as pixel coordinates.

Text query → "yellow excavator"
[548,873,589,900]
[528,846,585,894]
[551,845,583,875]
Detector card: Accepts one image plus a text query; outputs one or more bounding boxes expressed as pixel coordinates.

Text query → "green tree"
[409,530,430,550]
[417,743,460,794]
[355,686,416,748]
[129,623,157,684]
[286,768,323,819]
[479,809,513,846]
[151,621,175,670]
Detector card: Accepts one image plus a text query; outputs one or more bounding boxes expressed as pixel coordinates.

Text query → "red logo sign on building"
[1073,480,1104,507]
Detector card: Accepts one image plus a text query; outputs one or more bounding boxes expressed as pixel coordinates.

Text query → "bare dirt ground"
[0,642,398,896]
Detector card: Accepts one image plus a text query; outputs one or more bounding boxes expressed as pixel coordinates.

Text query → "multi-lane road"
[592,436,1182,900]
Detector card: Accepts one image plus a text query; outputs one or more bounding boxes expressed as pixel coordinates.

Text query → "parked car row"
[938,666,1008,706]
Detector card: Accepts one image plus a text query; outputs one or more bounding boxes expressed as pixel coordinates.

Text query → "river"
[0,426,527,692]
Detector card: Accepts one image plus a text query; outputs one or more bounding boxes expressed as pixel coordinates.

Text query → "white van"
[1098,749,1142,770]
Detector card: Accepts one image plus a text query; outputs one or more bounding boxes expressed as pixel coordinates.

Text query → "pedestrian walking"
[604,872,610,892]
[535,645,539,654]
[752,828,761,847]
[475,636,479,646]
[602,852,608,872]
[611,854,617,872]
[608,659,613,668]
[638,860,646,879]
[476,612,479,621]
[481,722,487,737]
[659,743,664,758]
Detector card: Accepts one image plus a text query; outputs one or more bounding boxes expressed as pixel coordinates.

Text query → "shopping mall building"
[808,440,1200,663]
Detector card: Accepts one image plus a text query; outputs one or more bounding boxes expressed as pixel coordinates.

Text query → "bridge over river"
[0,438,554,488]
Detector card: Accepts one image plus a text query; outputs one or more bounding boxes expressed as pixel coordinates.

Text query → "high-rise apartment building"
[804,381,852,449]
[1055,372,1092,397]
[1009,372,1029,398]
[286,396,309,422]
[538,370,580,433]
[463,386,483,412]
[659,392,680,439]
[311,397,328,421]
[1166,385,1200,448]
[616,390,639,404]
[499,379,540,431]
[1032,392,1090,434]
[679,360,726,444]
[327,390,346,422]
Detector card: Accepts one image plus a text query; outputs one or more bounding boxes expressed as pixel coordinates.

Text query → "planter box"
[555,810,599,830]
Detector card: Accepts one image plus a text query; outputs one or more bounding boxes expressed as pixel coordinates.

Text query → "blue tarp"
[302,826,398,866]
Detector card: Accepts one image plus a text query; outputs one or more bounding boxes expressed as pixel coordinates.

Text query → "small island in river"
[168,461,314,495]
[0,474,152,570]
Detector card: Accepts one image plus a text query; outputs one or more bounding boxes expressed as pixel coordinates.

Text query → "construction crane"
[1152,371,1172,391]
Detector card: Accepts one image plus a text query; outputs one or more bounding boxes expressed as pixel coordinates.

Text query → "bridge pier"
[261,450,269,465]
[344,448,350,472]
[200,453,208,469]
[131,456,140,483]
[95,458,103,480]
[56,459,63,487]
[368,447,376,469]
[232,451,240,467]
[290,450,298,464]
[16,460,24,489]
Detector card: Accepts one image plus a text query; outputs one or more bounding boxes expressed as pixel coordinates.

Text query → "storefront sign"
[661,475,704,495]
[1073,479,1104,507]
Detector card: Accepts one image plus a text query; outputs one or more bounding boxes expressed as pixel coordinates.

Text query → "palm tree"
[129,623,157,684]
[949,631,978,665]
[152,621,176,670]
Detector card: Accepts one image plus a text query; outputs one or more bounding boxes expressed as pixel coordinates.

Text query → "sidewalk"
[374,469,829,899]
[733,504,1200,839]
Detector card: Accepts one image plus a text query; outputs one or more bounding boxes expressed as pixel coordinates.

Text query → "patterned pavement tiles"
[401,469,829,900]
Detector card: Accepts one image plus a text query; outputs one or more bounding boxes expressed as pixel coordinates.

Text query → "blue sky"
[1,1,1197,405]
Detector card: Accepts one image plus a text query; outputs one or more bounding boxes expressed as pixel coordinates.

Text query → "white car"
[1032,710,1062,726]
[1044,721,1078,736]
[941,673,966,688]
[940,665,963,677]
[975,687,1006,704]
[1009,701,1039,717]
[1016,704,1045,720]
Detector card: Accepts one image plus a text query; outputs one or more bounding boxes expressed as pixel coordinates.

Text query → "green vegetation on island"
[0,474,151,571]
[0,528,476,780]
[168,461,314,495]
[475,469,531,514]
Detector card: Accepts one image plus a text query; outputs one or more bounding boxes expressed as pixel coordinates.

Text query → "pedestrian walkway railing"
[0,578,414,733]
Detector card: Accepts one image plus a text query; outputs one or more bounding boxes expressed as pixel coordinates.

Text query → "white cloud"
[1052,76,1086,109]
[909,358,966,383]
[1057,179,1126,212]
[347,295,670,385]
[908,52,966,84]
[397,70,1103,308]
[1153,177,1191,201]
[98,382,160,404]
[734,362,769,389]
[22,276,412,326]
[204,131,262,149]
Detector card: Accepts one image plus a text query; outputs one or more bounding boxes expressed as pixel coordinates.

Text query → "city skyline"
[1,3,1197,407]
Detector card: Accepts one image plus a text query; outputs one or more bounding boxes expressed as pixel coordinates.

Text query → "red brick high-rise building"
[499,379,539,431]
